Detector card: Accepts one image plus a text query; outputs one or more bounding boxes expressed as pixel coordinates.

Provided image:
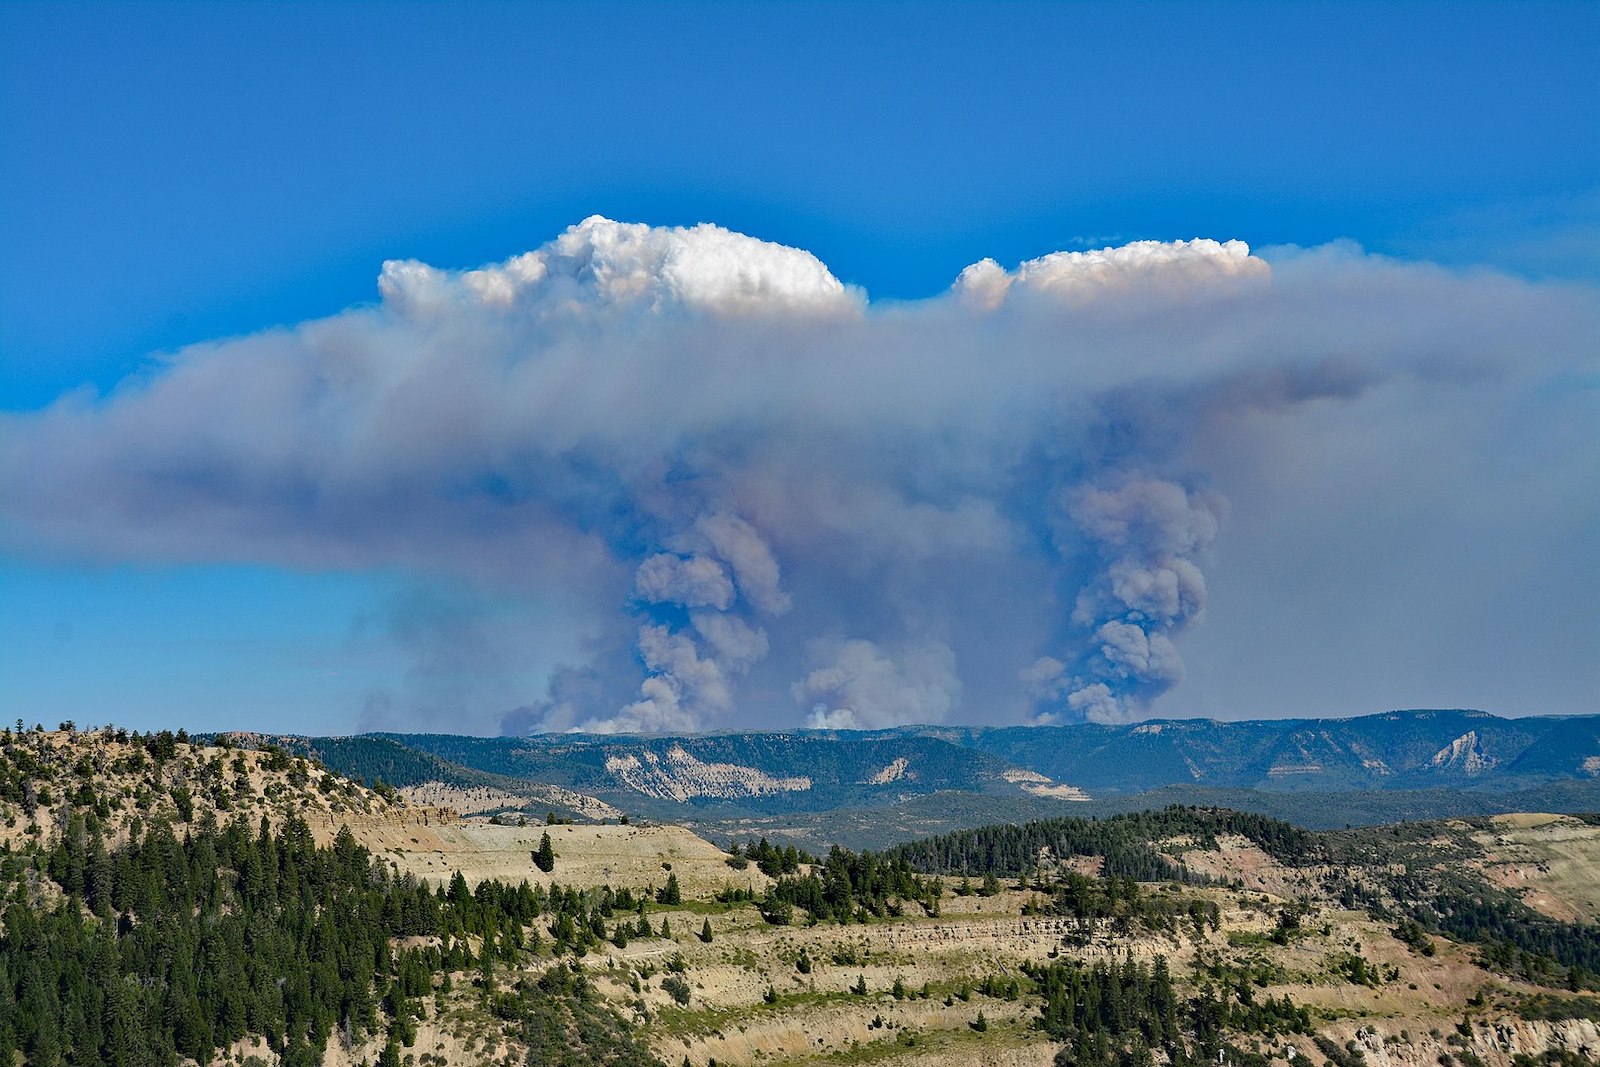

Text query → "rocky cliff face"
[1429,730,1498,776]
[865,757,910,785]
[1324,1016,1600,1067]
[603,744,812,801]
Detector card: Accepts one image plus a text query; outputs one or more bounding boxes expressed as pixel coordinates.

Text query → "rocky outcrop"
[604,744,811,801]
[1430,731,1498,776]
[1320,1015,1600,1067]
[865,757,910,785]
[1000,767,1090,799]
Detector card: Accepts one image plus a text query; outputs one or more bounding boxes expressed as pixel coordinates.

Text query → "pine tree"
[657,872,681,905]
[533,832,556,873]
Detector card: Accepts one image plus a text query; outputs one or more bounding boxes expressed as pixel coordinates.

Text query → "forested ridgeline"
[719,837,1220,933]
[715,808,1336,935]
[884,806,1320,880]
[0,809,663,1067]
[250,735,468,792]
[883,804,1600,992]
[255,734,537,803]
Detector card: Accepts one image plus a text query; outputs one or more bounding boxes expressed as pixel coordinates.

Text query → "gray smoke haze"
[2,219,1595,732]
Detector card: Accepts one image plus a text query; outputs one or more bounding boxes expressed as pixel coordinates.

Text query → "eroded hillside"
[0,725,430,852]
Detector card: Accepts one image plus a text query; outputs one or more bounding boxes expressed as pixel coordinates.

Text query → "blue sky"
[1,1,1596,736]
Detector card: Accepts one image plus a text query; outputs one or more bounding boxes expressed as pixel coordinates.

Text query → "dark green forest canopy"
[0,810,662,1067]
[883,805,1321,879]
[1030,954,1313,1067]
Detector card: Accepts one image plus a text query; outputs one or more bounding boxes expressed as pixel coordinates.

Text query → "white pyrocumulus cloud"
[954,238,1268,311]
[379,216,859,319]
[2,218,1595,732]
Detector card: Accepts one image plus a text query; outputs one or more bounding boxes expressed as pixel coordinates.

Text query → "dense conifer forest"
[1030,954,1313,1067]
[0,810,661,1066]
[762,844,943,923]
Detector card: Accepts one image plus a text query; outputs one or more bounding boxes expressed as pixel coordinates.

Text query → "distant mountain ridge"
[931,709,1600,794]
[279,710,1600,826]
[368,730,1036,816]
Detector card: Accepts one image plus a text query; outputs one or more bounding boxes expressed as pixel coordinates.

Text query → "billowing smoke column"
[619,513,787,732]
[1022,477,1224,722]
[1,218,1593,731]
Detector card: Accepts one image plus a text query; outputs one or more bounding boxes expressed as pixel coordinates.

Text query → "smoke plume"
[2,218,1594,731]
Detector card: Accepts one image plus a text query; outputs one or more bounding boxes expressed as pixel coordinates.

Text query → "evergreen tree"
[657,873,681,905]
[533,833,556,873]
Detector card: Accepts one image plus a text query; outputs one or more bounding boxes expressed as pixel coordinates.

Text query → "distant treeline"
[884,806,1320,880]
[272,734,450,790]
[731,812,1288,929]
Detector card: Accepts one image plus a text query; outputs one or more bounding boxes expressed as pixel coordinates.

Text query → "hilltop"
[0,724,425,852]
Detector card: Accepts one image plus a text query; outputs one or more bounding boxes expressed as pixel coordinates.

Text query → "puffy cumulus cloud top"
[379,216,862,320]
[2,219,1595,734]
[954,238,1269,311]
